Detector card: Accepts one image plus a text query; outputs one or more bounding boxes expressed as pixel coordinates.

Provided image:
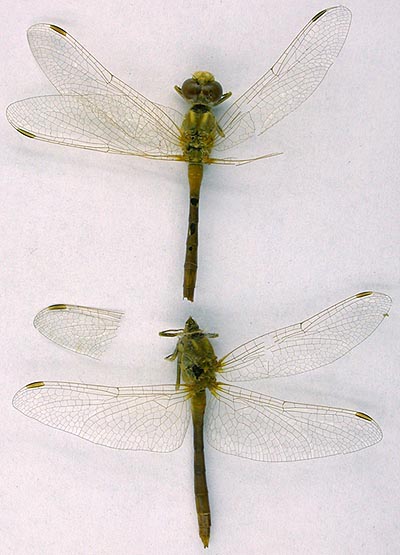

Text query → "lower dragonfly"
[7,7,351,301]
[14,291,390,547]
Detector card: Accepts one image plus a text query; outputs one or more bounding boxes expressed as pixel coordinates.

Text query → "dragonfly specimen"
[14,291,390,547]
[7,6,351,301]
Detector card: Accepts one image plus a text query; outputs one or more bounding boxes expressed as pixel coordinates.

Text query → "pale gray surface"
[1,0,399,554]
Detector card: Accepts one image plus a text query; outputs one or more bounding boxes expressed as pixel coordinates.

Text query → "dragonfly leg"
[214,91,232,106]
[174,85,184,98]
[164,345,178,361]
[175,362,182,391]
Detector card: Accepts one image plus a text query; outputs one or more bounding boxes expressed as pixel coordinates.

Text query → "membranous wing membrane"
[34,304,124,359]
[14,378,382,462]
[219,292,392,381]
[215,6,351,152]
[6,23,183,158]
[13,381,190,451]
[7,7,351,161]
[206,384,382,462]
[14,372,383,462]
[19,292,389,461]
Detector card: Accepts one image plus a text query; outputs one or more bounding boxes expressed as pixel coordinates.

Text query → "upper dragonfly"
[7,7,352,301]
[13,291,390,547]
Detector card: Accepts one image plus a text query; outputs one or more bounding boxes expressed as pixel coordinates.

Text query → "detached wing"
[215,6,351,152]
[13,381,190,452]
[34,304,123,359]
[219,292,391,381]
[206,384,382,462]
[7,24,183,158]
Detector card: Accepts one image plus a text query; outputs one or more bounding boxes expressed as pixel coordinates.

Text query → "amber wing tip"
[355,411,373,422]
[355,291,373,298]
[26,381,45,389]
[49,24,67,36]
[16,128,36,139]
[311,8,328,22]
[47,304,68,311]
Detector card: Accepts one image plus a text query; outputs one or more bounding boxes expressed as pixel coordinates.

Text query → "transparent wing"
[6,23,183,158]
[219,292,391,382]
[206,384,382,462]
[13,381,190,452]
[215,6,351,152]
[34,304,124,359]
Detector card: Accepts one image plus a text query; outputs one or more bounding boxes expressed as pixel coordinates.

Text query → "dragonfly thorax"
[179,105,219,163]
[180,346,219,388]
[168,318,219,388]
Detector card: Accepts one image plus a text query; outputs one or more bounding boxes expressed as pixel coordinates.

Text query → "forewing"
[215,6,351,152]
[27,23,114,95]
[13,381,190,452]
[206,384,382,462]
[7,23,182,157]
[34,304,124,359]
[219,292,391,381]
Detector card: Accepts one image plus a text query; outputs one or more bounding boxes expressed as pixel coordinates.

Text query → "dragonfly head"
[175,71,224,105]
[184,316,201,333]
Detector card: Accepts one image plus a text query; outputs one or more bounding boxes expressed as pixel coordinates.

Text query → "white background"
[1,0,399,554]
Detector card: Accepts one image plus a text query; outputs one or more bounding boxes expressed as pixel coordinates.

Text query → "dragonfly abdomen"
[191,390,211,548]
[183,163,203,301]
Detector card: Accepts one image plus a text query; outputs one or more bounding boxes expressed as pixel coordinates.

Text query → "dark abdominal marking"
[191,197,199,206]
[190,223,196,234]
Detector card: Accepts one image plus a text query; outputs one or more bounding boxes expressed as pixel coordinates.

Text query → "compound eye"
[202,81,223,102]
[181,79,201,99]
